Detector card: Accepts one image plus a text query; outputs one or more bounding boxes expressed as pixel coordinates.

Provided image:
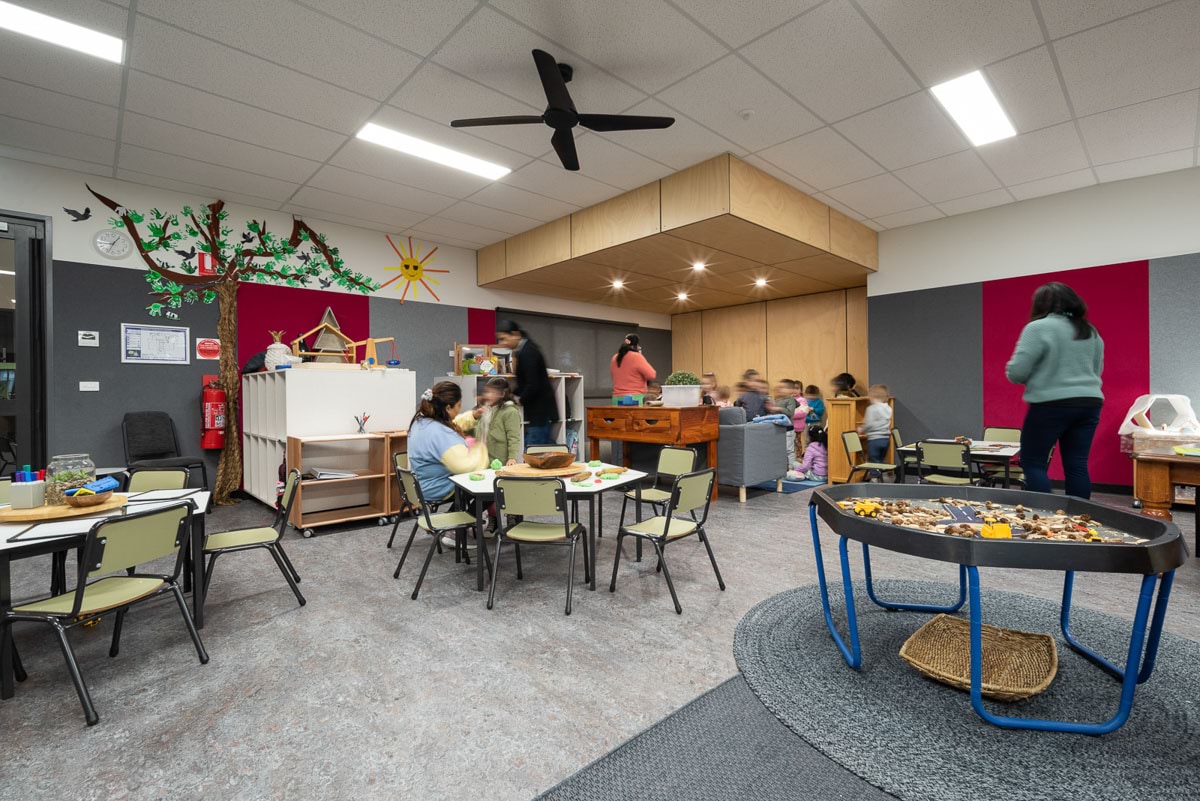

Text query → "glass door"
[0,214,48,474]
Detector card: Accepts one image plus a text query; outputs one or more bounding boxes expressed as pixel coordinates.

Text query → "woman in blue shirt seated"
[408,381,490,508]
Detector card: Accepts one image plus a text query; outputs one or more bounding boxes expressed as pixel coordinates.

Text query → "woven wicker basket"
[899,614,1058,702]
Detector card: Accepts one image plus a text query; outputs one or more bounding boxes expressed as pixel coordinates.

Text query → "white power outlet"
[79,381,100,392]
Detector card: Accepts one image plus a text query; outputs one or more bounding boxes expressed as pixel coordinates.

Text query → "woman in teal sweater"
[1005,282,1104,498]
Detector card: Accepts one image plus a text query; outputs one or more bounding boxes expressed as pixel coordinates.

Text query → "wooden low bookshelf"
[285,431,407,537]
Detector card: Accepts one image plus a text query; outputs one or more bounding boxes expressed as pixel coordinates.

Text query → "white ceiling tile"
[289,187,429,230]
[740,155,819,194]
[0,31,123,105]
[657,55,822,151]
[0,113,114,165]
[117,144,299,201]
[331,140,492,198]
[117,168,286,209]
[130,16,377,134]
[365,106,531,172]
[282,204,394,234]
[432,8,645,113]
[599,98,743,170]
[757,127,883,190]
[120,113,321,184]
[935,188,1014,215]
[137,0,420,101]
[670,0,824,48]
[124,72,345,162]
[742,0,919,121]
[468,182,579,222]
[0,78,118,137]
[500,160,622,206]
[855,0,1043,85]
[984,47,1072,134]
[492,0,727,93]
[824,173,926,218]
[406,216,507,246]
[978,122,1090,184]
[298,0,477,55]
[860,219,885,232]
[835,92,968,170]
[437,200,542,236]
[306,166,457,216]
[390,63,551,158]
[1094,149,1196,182]
[1078,91,1199,164]
[811,193,866,221]
[1008,168,1096,200]
[893,150,1001,203]
[0,144,111,176]
[401,229,491,251]
[560,135,673,190]
[1054,1,1200,116]
[873,205,945,229]
[1037,0,1167,38]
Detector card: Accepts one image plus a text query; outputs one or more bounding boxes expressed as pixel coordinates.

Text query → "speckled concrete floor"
[1,486,1196,801]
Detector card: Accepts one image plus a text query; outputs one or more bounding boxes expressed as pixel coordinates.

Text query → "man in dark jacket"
[496,320,556,446]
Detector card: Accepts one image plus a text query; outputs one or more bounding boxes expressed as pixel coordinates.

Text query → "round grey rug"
[734,580,1200,801]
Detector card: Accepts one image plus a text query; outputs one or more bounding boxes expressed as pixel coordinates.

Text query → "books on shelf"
[302,467,360,480]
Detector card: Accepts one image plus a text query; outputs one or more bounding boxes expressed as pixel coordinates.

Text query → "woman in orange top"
[610,333,656,404]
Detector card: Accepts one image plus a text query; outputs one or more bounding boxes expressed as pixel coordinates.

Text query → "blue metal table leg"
[1061,570,1174,684]
[809,503,862,669]
[970,566,1158,734]
[862,543,966,613]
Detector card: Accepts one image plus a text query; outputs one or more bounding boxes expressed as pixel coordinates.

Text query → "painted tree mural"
[87,185,380,504]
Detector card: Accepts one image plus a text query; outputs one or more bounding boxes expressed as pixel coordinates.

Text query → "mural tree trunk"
[87,185,379,505]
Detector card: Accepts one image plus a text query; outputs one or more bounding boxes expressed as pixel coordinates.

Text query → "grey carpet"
[535,675,895,801]
[735,580,1200,801]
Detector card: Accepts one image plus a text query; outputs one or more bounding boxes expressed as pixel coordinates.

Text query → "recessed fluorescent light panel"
[0,1,124,63]
[930,70,1015,147]
[356,122,510,180]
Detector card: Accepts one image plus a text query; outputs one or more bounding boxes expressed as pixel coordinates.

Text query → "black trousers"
[1019,403,1102,498]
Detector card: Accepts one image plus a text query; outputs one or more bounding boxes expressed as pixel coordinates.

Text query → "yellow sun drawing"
[379,235,449,303]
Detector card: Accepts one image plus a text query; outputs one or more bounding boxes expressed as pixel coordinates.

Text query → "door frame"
[0,209,53,468]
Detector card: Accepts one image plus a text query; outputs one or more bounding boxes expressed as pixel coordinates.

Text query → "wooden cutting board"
[495,462,590,478]
[0,493,129,522]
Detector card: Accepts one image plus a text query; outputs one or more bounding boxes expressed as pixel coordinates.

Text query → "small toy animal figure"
[62,206,91,221]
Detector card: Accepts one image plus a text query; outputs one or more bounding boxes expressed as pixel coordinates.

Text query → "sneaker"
[440,534,477,550]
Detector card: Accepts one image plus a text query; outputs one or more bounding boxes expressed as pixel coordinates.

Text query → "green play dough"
[469,473,485,480]
[599,472,620,480]
[587,460,602,468]
[489,459,503,470]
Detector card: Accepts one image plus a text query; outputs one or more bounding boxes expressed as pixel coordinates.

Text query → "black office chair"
[122,411,208,489]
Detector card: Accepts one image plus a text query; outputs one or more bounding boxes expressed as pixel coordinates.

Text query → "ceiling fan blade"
[532,48,575,112]
[551,128,580,171]
[450,115,544,128]
[578,114,676,132]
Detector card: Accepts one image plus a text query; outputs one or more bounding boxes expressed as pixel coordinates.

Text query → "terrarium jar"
[46,453,96,505]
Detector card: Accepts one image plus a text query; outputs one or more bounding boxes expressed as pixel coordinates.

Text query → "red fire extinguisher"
[201,380,226,449]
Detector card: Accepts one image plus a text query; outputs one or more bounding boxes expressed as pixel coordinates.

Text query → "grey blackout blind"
[497,310,635,398]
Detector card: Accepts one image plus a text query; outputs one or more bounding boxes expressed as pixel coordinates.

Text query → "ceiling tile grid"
[0,0,1196,257]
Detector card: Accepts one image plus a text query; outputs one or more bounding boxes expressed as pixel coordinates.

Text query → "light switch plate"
[78,330,99,347]
[79,381,100,392]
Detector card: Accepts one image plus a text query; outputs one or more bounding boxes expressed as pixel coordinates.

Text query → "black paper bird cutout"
[63,206,91,222]
[297,252,311,264]
[241,232,254,244]
[318,277,333,289]
[174,246,197,260]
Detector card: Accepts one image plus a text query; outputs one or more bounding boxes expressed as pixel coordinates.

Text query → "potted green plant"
[661,370,703,406]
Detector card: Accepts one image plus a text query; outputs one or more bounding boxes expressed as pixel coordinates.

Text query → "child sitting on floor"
[787,426,828,482]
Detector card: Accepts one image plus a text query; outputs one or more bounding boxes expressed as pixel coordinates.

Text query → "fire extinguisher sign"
[196,338,220,360]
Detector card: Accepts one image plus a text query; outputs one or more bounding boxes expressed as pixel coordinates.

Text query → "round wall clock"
[93,229,133,260]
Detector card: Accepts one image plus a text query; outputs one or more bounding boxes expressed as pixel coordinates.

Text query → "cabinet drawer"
[631,414,678,435]
[588,415,627,434]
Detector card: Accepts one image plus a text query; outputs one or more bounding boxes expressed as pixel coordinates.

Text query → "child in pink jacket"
[787,426,827,482]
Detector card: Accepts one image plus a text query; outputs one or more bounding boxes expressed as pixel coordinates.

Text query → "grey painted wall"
[368,297,467,397]
[1149,253,1200,407]
[49,261,221,477]
[868,283,983,444]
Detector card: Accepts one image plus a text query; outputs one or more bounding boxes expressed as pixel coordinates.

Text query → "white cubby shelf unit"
[444,372,585,458]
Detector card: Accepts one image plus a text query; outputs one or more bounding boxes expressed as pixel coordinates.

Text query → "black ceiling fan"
[450,49,675,171]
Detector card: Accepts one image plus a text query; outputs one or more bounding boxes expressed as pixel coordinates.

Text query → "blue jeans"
[1019,403,1102,498]
[524,422,553,448]
[867,437,889,479]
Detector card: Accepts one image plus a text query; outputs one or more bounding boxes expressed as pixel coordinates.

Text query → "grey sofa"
[716,406,788,502]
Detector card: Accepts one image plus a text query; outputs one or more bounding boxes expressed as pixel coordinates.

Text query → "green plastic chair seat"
[417,510,477,532]
[205,526,277,552]
[505,521,579,542]
[858,462,896,471]
[625,517,697,540]
[625,487,671,503]
[14,577,163,616]
[924,474,975,485]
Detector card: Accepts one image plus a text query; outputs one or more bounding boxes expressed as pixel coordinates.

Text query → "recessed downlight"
[676,292,689,301]
[930,70,1015,147]
[692,261,706,271]
[755,278,767,287]
[0,1,124,62]
[611,279,624,289]
[356,122,511,180]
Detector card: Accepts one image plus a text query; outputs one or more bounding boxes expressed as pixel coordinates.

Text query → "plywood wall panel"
[571,181,661,258]
[506,217,571,277]
[701,302,766,386]
[671,311,704,375]
[729,156,829,252]
[829,209,879,271]
[661,154,729,231]
[477,241,506,285]
[766,290,847,389]
[845,286,868,385]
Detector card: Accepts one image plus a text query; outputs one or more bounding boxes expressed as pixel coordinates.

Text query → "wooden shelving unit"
[444,372,585,458]
[286,434,389,537]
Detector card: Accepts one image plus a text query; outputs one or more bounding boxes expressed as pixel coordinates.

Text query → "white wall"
[0,157,672,328]
[871,165,1200,296]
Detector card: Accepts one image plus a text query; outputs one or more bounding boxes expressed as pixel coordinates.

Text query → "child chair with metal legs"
[391,465,485,600]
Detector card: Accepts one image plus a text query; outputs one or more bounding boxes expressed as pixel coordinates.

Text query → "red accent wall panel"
[467,307,496,345]
[235,283,371,365]
[981,261,1149,486]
